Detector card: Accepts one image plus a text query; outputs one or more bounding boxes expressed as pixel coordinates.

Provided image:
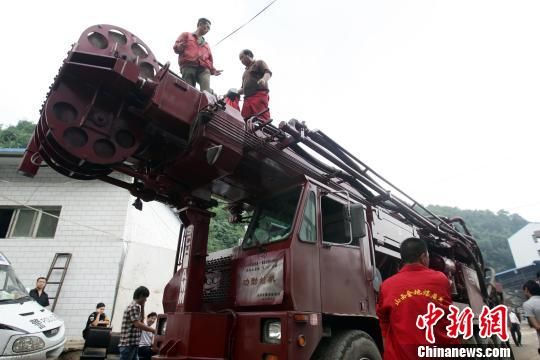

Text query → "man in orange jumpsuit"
[376,237,459,359]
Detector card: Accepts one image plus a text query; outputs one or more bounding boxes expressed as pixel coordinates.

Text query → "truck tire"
[311,330,382,360]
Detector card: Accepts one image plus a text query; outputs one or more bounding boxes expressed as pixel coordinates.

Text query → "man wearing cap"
[173,18,222,93]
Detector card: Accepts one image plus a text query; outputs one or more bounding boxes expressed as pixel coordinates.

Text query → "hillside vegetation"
[426,205,527,272]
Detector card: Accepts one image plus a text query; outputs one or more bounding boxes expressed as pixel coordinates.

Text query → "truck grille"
[43,327,60,338]
[203,254,233,304]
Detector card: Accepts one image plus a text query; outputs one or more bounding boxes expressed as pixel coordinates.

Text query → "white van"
[0,252,65,359]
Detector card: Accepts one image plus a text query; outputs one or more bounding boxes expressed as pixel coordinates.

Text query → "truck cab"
[0,253,65,360]
[156,180,389,359]
[155,174,488,359]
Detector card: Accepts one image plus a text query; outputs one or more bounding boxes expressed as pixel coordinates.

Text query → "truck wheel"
[311,330,382,360]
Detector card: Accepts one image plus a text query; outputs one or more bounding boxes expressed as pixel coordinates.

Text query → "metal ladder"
[45,253,72,311]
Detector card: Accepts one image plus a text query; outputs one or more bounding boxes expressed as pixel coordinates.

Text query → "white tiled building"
[0,149,180,339]
[508,223,540,268]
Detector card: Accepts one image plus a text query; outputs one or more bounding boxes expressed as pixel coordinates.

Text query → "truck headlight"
[12,336,45,353]
[262,319,281,344]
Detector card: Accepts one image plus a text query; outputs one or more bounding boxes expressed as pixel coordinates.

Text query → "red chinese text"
[478,305,508,341]
[416,302,445,344]
[446,305,474,339]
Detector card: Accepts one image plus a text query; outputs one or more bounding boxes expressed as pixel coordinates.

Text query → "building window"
[0,207,61,238]
[321,195,358,246]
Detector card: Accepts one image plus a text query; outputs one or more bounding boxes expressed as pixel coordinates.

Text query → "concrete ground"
[58,350,81,360]
[511,325,539,359]
[58,340,83,360]
[56,329,538,359]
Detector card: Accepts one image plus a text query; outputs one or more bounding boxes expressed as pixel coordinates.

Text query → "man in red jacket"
[173,18,222,93]
[376,237,459,359]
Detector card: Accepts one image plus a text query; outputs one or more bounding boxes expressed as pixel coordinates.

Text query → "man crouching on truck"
[376,237,459,360]
[118,286,156,360]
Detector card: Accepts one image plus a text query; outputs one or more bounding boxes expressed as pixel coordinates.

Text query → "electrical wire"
[0,179,181,240]
[214,0,279,47]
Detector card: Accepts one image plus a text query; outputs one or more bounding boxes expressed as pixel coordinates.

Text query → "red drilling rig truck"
[19,25,507,360]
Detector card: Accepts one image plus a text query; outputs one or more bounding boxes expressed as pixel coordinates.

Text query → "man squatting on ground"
[173,18,222,93]
[82,302,110,339]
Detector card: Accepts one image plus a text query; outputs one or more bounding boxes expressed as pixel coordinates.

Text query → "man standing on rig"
[238,49,272,122]
[173,18,222,93]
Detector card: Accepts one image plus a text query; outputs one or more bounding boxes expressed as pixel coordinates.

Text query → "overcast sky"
[1,0,539,221]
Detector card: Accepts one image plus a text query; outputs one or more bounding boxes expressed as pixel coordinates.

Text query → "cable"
[147,202,179,238]
[0,180,181,240]
[214,0,279,47]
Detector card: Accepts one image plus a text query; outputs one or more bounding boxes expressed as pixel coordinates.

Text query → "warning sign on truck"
[236,250,284,306]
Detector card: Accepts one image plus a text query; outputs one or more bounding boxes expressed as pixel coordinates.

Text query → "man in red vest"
[376,237,460,359]
[173,18,222,93]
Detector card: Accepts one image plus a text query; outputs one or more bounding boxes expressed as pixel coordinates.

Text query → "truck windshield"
[0,265,30,302]
[243,187,301,249]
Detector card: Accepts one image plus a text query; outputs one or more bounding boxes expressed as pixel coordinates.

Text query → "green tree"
[426,205,528,272]
[207,201,527,273]
[208,204,247,252]
[0,120,35,148]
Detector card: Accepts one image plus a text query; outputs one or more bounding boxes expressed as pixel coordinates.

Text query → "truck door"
[290,188,321,312]
[318,193,373,315]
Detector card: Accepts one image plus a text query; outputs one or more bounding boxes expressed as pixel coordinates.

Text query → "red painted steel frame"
[19,24,496,360]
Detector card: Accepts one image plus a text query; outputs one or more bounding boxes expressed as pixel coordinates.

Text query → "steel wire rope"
[146,201,180,238]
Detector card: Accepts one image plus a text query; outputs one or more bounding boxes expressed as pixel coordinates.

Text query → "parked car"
[0,252,65,359]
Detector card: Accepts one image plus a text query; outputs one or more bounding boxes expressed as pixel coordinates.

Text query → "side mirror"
[345,203,366,239]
